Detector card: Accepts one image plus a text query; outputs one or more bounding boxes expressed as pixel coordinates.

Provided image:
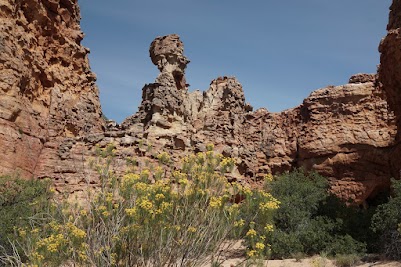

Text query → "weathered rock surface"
[119,32,397,204]
[0,0,400,205]
[0,0,104,178]
[378,0,401,189]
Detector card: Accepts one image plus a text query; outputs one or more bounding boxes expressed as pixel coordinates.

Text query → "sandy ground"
[199,241,401,267]
[203,257,401,267]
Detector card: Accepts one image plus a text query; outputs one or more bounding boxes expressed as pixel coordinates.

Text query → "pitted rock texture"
[1,1,401,205]
[378,0,401,186]
[0,0,104,178]
[118,33,397,205]
[150,34,189,90]
[379,0,401,134]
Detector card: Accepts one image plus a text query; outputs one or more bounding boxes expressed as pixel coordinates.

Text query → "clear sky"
[79,0,392,123]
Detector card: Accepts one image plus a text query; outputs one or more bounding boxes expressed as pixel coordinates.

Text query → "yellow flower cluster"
[80,209,88,216]
[246,229,257,237]
[134,182,148,192]
[125,207,137,217]
[140,169,150,179]
[220,157,235,172]
[187,226,197,233]
[227,203,240,215]
[247,250,256,257]
[178,178,189,186]
[66,222,86,239]
[105,192,113,203]
[97,205,107,212]
[196,152,205,163]
[31,251,45,262]
[234,219,245,227]
[173,170,187,181]
[160,201,172,211]
[209,196,223,208]
[243,187,253,196]
[264,224,274,232]
[36,233,65,253]
[255,242,265,250]
[157,152,171,164]
[155,193,165,201]
[259,199,280,211]
[138,198,153,211]
[123,173,140,185]
[205,151,214,159]
[206,143,215,151]
[264,173,274,182]
[18,228,26,238]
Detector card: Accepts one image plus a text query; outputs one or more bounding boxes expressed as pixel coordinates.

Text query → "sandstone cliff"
[379,0,401,186]
[0,0,104,178]
[0,0,400,205]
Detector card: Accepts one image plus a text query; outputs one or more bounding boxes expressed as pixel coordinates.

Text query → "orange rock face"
[378,0,401,191]
[0,0,104,177]
[0,0,400,205]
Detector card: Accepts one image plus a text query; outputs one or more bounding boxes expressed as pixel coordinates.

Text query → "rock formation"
[0,0,104,179]
[0,0,400,205]
[378,0,401,184]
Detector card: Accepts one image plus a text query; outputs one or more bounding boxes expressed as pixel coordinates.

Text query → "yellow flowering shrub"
[3,144,279,266]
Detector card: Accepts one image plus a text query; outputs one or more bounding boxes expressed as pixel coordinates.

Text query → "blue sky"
[79,0,392,123]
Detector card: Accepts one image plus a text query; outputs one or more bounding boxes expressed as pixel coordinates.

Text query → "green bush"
[0,175,52,254]
[371,178,401,259]
[267,169,366,258]
[325,235,366,256]
[320,195,379,253]
[334,254,361,267]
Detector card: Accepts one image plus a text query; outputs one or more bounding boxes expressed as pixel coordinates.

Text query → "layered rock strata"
[0,0,400,204]
[0,0,104,179]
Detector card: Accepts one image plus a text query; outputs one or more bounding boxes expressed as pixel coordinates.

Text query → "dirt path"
[202,257,401,267]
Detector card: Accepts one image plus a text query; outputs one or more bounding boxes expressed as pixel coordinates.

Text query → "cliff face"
[0,0,104,177]
[117,34,396,204]
[0,0,400,204]
[378,0,401,184]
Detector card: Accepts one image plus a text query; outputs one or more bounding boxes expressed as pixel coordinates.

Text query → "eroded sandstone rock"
[118,33,397,204]
[0,0,104,178]
[378,0,401,190]
[1,1,400,205]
